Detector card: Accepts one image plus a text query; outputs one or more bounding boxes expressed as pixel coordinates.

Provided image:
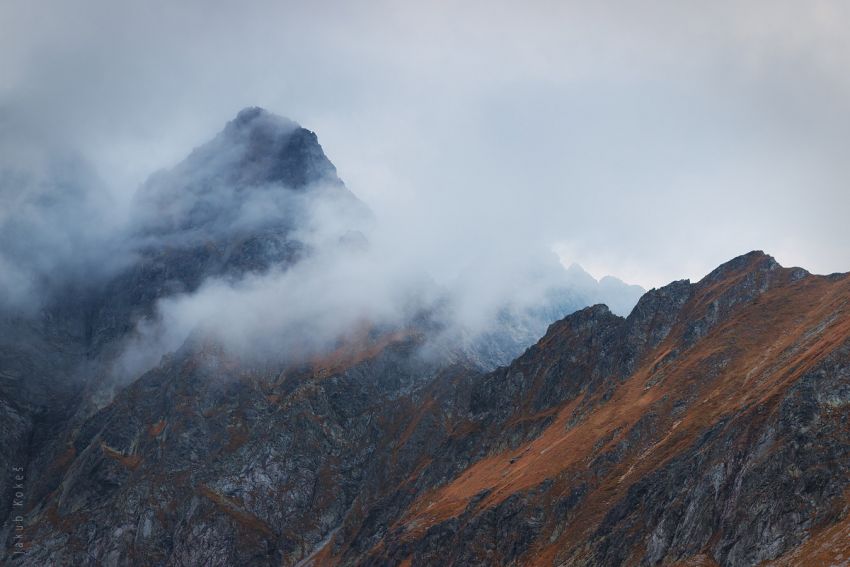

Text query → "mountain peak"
[215,107,339,189]
[134,108,350,236]
[699,250,781,285]
[233,105,275,123]
[142,107,340,201]
[224,106,299,140]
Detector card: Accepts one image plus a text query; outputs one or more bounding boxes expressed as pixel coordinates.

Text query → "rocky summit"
[1,110,848,566]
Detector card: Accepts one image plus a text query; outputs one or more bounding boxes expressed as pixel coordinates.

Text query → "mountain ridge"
[4,249,848,566]
[1,109,846,566]
[345,251,850,566]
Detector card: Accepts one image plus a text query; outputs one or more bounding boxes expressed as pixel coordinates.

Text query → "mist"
[0,116,133,311]
[3,0,849,379]
[3,0,850,290]
[107,109,644,376]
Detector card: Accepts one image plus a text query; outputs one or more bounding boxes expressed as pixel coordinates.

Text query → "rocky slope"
[7,249,849,566]
[327,251,850,566]
[2,109,847,566]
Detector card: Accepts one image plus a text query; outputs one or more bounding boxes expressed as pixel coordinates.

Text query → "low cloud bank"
[119,181,643,373]
[0,109,644,380]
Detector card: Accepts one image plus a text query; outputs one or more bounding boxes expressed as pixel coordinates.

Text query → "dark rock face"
[1,108,848,566]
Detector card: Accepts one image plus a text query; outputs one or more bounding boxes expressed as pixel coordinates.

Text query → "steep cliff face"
[2,110,847,566]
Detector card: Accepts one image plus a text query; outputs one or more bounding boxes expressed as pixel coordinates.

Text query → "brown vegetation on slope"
[382,254,850,565]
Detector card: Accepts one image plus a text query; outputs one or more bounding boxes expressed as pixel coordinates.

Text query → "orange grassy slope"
[348,253,850,566]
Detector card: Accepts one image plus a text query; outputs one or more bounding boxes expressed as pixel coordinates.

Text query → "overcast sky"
[2,0,849,288]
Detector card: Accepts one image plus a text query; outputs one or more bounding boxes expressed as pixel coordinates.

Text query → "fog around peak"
[115,110,642,372]
[3,0,849,378]
[2,0,848,289]
[0,105,647,377]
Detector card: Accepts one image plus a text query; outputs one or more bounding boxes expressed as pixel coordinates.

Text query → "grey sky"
[2,0,849,288]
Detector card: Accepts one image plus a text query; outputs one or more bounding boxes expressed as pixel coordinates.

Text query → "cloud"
[112,172,440,374]
[0,114,131,310]
[60,106,641,379]
[1,1,848,363]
